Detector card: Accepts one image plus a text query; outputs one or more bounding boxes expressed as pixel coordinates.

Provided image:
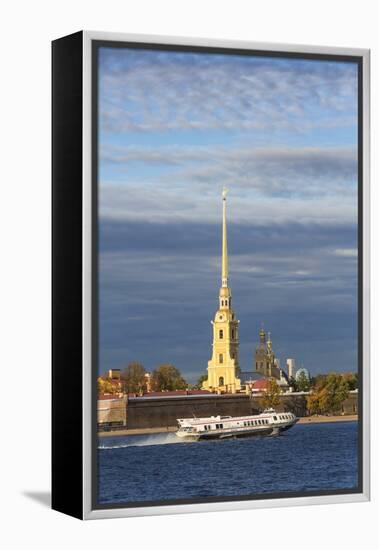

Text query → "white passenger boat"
[176,408,298,441]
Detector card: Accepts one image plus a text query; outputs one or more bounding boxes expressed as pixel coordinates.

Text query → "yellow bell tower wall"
[203,189,241,393]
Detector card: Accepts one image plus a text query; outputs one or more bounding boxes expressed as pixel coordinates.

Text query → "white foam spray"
[98,432,186,450]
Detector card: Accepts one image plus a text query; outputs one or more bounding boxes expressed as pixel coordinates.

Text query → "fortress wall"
[126,394,251,429]
[97,397,127,428]
[98,391,358,431]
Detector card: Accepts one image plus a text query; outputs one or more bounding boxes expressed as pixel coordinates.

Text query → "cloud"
[99,48,358,134]
[334,248,358,257]
[99,144,358,225]
[101,142,357,195]
[97,47,359,382]
[99,181,356,226]
[98,220,357,380]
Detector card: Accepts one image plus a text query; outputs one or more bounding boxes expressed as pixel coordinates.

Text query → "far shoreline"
[98,415,358,438]
[296,414,357,425]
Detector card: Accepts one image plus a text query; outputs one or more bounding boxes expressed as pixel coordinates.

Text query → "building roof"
[252,379,269,390]
[240,371,266,384]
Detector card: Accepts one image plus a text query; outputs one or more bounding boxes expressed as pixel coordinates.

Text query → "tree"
[307,373,349,415]
[288,376,298,392]
[151,364,187,391]
[307,386,328,415]
[310,374,327,390]
[324,373,349,413]
[262,379,281,409]
[193,374,208,390]
[297,371,310,392]
[343,372,358,391]
[121,362,147,394]
[97,376,118,396]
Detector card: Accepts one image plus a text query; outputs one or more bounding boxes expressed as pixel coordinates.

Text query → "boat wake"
[98,432,182,450]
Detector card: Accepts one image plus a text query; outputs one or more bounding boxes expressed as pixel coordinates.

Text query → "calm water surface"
[98,421,358,505]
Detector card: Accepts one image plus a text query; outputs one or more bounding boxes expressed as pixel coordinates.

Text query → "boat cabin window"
[273,416,277,421]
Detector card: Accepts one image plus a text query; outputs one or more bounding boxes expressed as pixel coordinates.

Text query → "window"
[273,416,277,421]
[219,376,224,386]
[232,329,235,339]
[219,329,223,339]
[221,300,224,306]
[219,354,223,364]
[225,300,228,307]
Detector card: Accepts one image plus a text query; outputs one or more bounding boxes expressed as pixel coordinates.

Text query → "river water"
[97,421,358,505]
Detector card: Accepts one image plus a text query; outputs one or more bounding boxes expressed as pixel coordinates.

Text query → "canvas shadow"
[23,491,51,508]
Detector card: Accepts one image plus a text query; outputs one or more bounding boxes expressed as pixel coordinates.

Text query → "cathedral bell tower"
[203,189,241,393]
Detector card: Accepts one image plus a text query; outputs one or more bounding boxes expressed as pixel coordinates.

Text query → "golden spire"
[222,187,229,288]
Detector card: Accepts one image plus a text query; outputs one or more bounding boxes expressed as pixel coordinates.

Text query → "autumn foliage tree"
[262,379,281,409]
[121,362,147,394]
[97,376,118,396]
[307,373,349,415]
[150,364,187,391]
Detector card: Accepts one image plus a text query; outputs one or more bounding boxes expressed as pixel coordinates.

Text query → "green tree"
[297,371,310,392]
[262,379,281,409]
[343,372,358,391]
[193,374,208,390]
[151,364,187,391]
[310,374,327,390]
[121,362,147,394]
[288,376,298,392]
[324,373,349,413]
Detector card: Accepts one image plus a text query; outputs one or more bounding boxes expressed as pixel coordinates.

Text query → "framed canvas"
[52,31,370,520]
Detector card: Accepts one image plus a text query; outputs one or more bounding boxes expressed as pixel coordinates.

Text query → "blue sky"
[98,46,358,382]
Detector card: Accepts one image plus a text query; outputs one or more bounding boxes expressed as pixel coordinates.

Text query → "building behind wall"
[287,358,296,379]
[254,328,281,380]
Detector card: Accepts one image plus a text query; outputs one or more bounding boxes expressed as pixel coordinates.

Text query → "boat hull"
[176,419,298,441]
